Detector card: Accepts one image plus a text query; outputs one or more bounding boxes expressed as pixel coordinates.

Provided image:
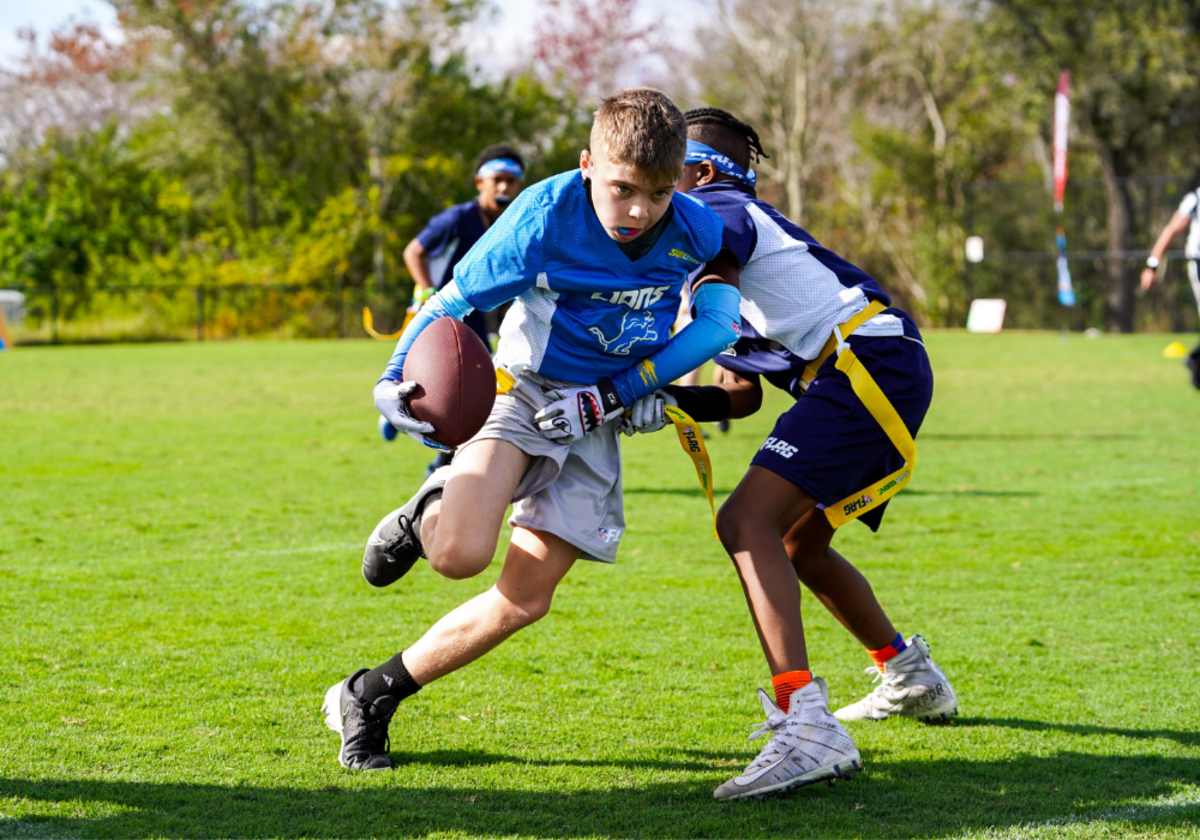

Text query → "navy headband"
[685,140,756,188]
[477,158,524,179]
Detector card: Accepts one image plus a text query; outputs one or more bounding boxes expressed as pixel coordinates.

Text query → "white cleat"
[834,634,959,724]
[714,678,863,801]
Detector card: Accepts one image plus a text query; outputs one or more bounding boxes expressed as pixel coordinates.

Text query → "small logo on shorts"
[760,436,798,459]
[842,493,874,516]
[598,527,622,543]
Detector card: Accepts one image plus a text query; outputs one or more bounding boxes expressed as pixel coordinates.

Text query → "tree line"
[2,0,1199,339]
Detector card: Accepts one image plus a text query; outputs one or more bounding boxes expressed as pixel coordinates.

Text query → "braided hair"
[683,107,769,173]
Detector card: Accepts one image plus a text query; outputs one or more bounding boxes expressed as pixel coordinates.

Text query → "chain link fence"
[3,281,419,345]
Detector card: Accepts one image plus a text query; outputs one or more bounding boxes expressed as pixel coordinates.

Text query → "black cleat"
[321,669,399,770]
[362,467,449,587]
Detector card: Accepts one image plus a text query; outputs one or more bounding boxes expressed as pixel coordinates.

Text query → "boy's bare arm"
[403,237,435,292]
[713,368,763,419]
[692,250,741,292]
[1142,211,1192,290]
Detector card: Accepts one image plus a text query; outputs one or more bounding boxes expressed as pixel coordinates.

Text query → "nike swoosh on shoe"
[736,750,793,785]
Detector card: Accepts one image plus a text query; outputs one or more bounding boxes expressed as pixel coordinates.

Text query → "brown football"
[402,317,495,448]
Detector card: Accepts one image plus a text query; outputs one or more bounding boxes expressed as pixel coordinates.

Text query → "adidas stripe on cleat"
[362,466,450,587]
[834,634,959,724]
[714,678,863,802]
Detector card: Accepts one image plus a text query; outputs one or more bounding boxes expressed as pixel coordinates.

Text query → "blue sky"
[0,0,117,64]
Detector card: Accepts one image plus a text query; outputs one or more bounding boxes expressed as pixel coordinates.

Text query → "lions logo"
[589,312,658,355]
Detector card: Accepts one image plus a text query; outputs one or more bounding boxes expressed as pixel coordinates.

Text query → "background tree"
[692,0,864,223]
[0,21,145,161]
[531,0,681,105]
[991,0,1200,331]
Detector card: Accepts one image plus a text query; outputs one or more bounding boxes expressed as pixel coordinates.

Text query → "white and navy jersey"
[1177,190,1200,259]
[687,181,920,393]
[452,170,723,384]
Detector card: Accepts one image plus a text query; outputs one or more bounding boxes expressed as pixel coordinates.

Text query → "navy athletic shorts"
[751,334,933,532]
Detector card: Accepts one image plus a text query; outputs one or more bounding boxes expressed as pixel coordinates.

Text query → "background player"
[383,144,526,474]
[1140,177,1200,388]
[321,88,742,771]
[627,107,957,801]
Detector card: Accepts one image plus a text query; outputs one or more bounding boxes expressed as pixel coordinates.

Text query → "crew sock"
[357,652,422,706]
[771,670,812,714]
[868,632,907,671]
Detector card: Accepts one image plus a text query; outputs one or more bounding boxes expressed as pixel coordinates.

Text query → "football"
[402,317,495,448]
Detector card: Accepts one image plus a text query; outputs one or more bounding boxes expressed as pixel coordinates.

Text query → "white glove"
[533,382,623,444]
[621,389,678,436]
[373,379,450,451]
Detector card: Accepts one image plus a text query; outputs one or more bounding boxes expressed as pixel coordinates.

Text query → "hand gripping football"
[401,318,496,448]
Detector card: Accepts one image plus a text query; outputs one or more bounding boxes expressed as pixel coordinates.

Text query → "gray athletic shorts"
[459,371,625,563]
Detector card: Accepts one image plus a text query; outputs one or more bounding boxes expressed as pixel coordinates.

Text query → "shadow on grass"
[624,488,733,498]
[903,489,1038,497]
[2,753,1197,838]
[958,717,1200,748]
[922,433,1137,441]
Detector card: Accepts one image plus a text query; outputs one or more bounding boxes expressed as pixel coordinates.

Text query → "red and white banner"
[1052,70,1070,213]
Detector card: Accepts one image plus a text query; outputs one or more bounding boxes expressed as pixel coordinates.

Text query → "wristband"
[1146,256,1160,270]
[595,377,623,414]
[661,385,733,423]
[412,286,436,306]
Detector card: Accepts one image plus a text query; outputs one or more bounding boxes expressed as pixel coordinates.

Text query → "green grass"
[1,332,1198,839]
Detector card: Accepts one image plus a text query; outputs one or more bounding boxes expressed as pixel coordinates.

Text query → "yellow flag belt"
[663,405,718,531]
[362,307,417,341]
[803,301,918,529]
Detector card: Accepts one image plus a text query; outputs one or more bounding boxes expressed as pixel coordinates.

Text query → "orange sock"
[868,633,907,671]
[771,670,812,713]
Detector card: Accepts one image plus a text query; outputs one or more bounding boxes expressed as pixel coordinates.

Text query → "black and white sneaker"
[362,467,450,587]
[321,669,399,770]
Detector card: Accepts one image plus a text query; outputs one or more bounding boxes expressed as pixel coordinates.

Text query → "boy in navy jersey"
[403,144,525,346]
[626,108,958,800]
[321,89,743,771]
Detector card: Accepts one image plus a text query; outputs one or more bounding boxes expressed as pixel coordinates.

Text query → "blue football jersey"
[452,170,723,384]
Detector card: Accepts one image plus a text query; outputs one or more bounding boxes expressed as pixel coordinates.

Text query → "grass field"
[2,331,1198,839]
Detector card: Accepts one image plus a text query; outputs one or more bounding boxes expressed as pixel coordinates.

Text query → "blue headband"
[477,158,524,179]
[685,140,756,188]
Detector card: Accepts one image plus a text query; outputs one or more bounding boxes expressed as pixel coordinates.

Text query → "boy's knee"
[716,501,754,553]
[427,532,497,580]
[505,591,553,628]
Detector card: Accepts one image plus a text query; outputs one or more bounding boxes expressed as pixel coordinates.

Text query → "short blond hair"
[590,88,687,182]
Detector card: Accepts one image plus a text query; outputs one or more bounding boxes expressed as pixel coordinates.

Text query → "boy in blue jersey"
[320,89,743,771]
[384,145,525,473]
[625,108,958,800]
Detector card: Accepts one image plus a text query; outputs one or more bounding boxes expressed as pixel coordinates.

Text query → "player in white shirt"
[1141,181,1200,388]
